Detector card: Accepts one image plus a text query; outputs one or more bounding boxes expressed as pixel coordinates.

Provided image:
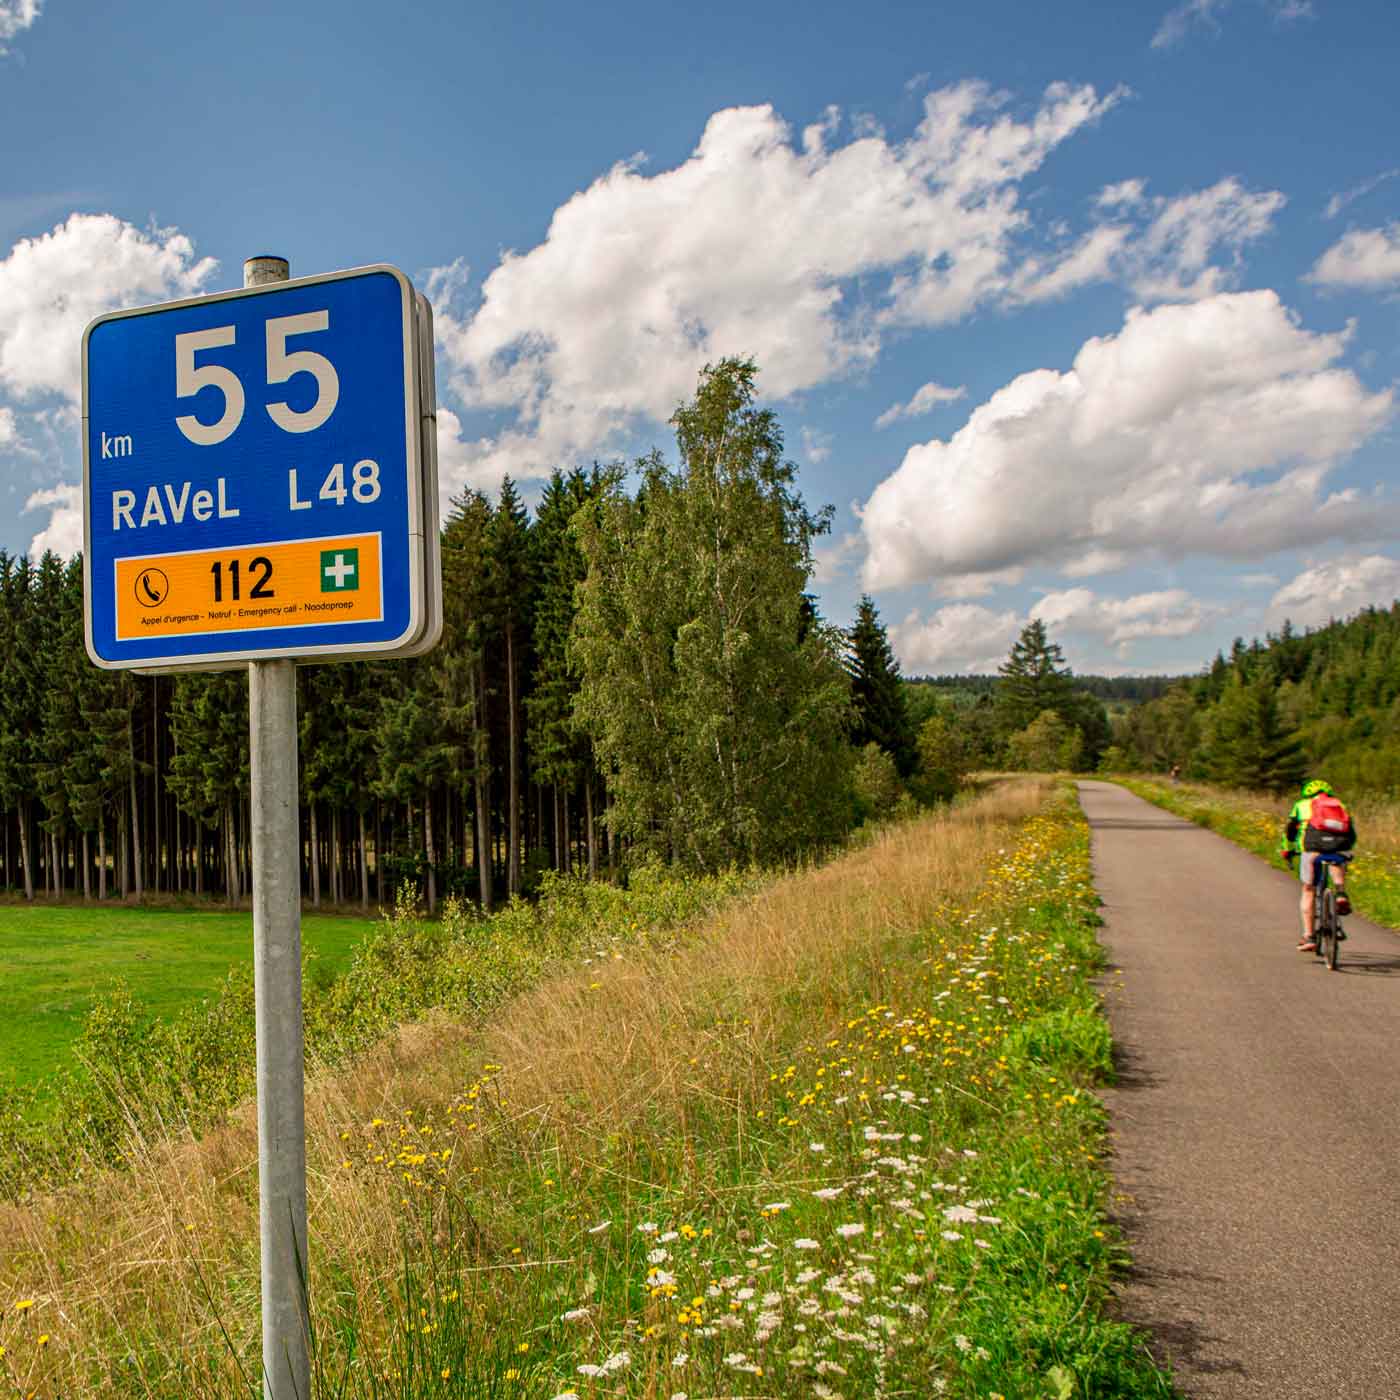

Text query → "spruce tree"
[488,477,533,896]
[848,595,916,777]
[1202,673,1305,792]
[996,619,1074,734]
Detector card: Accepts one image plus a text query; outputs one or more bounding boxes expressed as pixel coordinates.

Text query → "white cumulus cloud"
[0,0,40,54]
[893,584,1221,672]
[875,381,966,430]
[891,603,1022,674]
[860,290,1394,591]
[0,213,217,404]
[1013,178,1286,306]
[427,81,1126,495]
[422,82,1287,498]
[25,482,81,559]
[1309,223,1400,289]
[1031,586,1221,648]
[1268,555,1400,628]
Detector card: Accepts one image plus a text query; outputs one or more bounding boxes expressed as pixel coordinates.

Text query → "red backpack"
[1304,794,1353,853]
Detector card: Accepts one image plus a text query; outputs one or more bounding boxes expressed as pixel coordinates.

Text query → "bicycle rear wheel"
[1321,887,1339,971]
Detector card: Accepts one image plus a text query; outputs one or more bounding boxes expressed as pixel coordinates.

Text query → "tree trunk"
[474,770,493,914]
[586,777,598,881]
[331,808,342,907]
[82,828,92,901]
[309,802,321,906]
[129,728,144,901]
[424,785,437,913]
[99,821,109,901]
[17,803,34,902]
[359,808,370,909]
[507,627,521,896]
[195,820,203,898]
[224,801,238,906]
[375,800,383,902]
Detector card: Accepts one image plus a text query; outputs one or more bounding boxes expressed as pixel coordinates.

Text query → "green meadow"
[0,903,376,1092]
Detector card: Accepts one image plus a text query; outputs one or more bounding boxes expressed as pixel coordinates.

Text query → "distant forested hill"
[907,674,1182,704]
[1116,604,1400,792]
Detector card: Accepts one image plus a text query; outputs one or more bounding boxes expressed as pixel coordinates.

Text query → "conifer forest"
[5,351,1394,911]
[0,360,890,909]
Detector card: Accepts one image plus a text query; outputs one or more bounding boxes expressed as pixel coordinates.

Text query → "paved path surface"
[1080,781,1400,1399]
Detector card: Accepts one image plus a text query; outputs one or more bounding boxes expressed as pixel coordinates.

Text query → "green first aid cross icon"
[320,548,360,592]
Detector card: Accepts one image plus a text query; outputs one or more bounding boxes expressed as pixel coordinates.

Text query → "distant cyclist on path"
[1281,779,1356,952]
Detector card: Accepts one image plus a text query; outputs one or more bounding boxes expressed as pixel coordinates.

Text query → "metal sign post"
[81,253,442,1399]
[244,254,309,1400]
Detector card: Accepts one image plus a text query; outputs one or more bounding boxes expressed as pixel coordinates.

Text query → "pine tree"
[848,595,915,777]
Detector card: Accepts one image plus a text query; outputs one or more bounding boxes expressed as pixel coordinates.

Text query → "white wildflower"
[586,1220,611,1234]
[763,1200,791,1213]
[794,1237,820,1251]
[836,1222,865,1239]
[941,1230,963,1242]
[636,1222,658,1234]
[813,1187,843,1201]
[810,1141,826,1153]
[647,1247,670,1264]
[672,1352,688,1368]
[954,1333,973,1352]
[560,1306,591,1323]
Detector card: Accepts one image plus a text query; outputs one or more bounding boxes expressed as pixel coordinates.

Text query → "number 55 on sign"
[82,264,441,670]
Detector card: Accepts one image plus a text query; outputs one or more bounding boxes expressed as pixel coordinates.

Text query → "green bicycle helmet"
[1301,779,1334,798]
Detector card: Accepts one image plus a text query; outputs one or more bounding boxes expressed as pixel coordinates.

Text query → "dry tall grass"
[0,781,1048,1394]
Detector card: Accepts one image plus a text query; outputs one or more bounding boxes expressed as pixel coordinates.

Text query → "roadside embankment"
[1,782,1176,1399]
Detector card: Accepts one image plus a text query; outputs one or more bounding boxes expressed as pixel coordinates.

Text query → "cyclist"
[1281,778,1356,952]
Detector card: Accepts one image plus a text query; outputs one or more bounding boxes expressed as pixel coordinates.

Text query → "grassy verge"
[1118,777,1400,930]
[0,867,758,1199]
[1,782,1176,1399]
[0,905,376,1093]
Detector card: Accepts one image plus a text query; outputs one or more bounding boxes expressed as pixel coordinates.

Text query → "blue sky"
[2,0,1398,674]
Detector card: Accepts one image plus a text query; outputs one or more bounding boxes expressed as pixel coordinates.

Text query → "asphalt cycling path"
[1079,781,1400,1399]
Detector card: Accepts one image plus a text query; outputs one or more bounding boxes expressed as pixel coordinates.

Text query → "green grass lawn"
[0,903,377,1092]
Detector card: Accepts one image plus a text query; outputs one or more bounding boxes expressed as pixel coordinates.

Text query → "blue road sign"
[83,265,439,669]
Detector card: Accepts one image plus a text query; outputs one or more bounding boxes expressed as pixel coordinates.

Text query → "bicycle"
[1309,852,1352,972]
